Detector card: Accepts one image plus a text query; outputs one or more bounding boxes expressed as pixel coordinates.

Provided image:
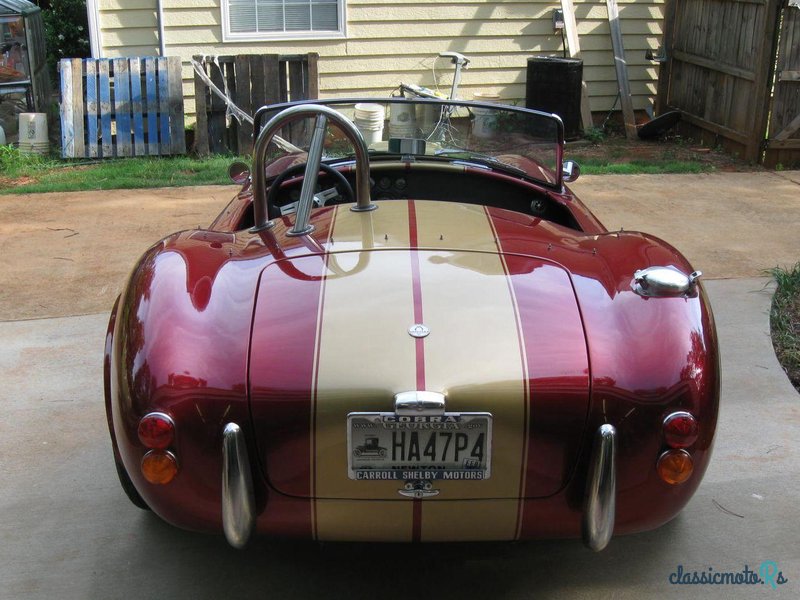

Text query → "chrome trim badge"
[408,323,430,338]
[398,480,440,499]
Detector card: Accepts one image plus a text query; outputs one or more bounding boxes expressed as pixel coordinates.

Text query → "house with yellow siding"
[86,0,664,124]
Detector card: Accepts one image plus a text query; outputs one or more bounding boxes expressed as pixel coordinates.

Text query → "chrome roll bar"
[250,104,375,233]
[582,424,617,551]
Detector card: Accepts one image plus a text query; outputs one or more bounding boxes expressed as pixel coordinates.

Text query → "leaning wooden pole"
[606,0,638,139]
[560,0,594,131]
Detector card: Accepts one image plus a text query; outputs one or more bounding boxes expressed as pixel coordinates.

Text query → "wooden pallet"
[193,53,319,156]
[59,57,186,159]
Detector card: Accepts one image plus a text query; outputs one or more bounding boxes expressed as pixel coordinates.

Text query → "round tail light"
[657,449,694,484]
[138,412,175,449]
[141,450,179,484]
[663,411,698,448]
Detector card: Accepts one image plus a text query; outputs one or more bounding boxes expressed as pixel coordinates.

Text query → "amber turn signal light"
[657,449,694,485]
[141,450,178,484]
[663,411,698,449]
[138,412,175,449]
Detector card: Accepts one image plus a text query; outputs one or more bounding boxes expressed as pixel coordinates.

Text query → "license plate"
[347,412,492,481]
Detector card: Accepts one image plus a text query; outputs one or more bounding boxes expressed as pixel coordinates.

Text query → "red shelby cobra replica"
[104,99,719,550]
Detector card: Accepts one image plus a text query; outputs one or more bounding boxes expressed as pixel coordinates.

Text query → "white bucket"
[471,93,501,139]
[354,103,384,120]
[19,113,48,143]
[356,127,384,146]
[354,103,385,146]
[18,142,50,155]
[417,104,440,137]
[473,92,501,103]
[389,125,416,138]
[389,103,417,138]
[0,124,6,146]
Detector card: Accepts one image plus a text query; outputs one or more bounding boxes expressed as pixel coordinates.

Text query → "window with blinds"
[223,0,344,40]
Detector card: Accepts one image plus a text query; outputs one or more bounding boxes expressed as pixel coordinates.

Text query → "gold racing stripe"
[311,201,526,541]
[414,201,526,541]
[313,201,416,541]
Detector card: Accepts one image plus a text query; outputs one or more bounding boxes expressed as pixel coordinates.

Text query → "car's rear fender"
[107,238,265,531]
[562,235,719,536]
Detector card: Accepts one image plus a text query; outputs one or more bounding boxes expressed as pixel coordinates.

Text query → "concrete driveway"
[1,172,798,599]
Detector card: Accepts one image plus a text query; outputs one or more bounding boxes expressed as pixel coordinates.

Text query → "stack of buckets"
[389,103,417,138]
[353,103,385,146]
[18,113,49,155]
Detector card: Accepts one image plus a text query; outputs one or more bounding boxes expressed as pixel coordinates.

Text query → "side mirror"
[228,161,251,185]
[563,160,581,183]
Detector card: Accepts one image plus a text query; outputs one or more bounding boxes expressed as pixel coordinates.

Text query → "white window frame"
[221,0,347,43]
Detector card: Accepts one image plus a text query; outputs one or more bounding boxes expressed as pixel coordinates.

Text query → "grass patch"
[770,262,800,392]
[0,147,237,194]
[573,157,714,175]
[0,141,717,195]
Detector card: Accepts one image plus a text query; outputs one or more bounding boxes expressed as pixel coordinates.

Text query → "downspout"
[86,0,102,58]
[157,0,167,56]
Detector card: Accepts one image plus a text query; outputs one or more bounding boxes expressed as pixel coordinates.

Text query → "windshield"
[255,98,564,189]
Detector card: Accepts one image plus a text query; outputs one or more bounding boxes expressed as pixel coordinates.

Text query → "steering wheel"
[266,163,355,219]
[251,104,375,234]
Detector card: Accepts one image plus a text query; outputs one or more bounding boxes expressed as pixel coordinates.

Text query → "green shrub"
[584,127,605,144]
[0,144,22,173]
[34,1,91,79]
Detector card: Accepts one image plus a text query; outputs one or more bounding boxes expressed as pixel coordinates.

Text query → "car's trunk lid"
[248,241,590,501]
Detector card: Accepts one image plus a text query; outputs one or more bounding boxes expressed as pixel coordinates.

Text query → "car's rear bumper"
[218,421,644,552]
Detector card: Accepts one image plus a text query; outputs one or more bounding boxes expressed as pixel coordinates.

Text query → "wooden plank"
[98,60,114,158]
[70,59,85,158]
[167,56,186,154]
[129,58,146,156]
[249,55,266,111]
[672,50,757,81]
[773,113,800,141]
[59,59,75,158]
[264,55,281,106]
[278,59,289,103]
[234,54,253,154]
[778,70,800,82]
[560,0,593,129]
[158,57,171,155]
[307,52,320,99]
[113,58,132,157]
[767,139,800,149]
[288,59,306,101]
[85,60,99,159]
[679,110,751,145]
[192,55,210,156]
[144,57,160,156]
[224,59,237,153]
[208,59,227,154]
[746,0,782,162]
[605,0,637,139]
[666,0,689,117]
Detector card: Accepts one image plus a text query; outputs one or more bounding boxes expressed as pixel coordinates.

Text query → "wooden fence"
[657,0,799,167]
[59,57,185,159]
[192,53,319,156]
[764,4,800,168]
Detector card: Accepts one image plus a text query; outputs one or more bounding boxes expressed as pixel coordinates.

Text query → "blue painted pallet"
[59,57,185,159]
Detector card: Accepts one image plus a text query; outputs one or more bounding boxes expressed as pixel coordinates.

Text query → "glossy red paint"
[483,207,719,537]
[486,209,592,505]
[105,162,718,541]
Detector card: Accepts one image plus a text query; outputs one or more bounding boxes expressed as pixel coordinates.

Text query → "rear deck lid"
[248,244,590,501]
